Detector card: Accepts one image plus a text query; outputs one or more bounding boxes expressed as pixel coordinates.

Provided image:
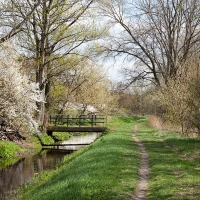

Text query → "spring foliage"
[51,58,119,115]
[0,42,43,132]
[156,57,200,136]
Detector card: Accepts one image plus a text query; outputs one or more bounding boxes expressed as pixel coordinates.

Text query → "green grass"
[0,134,54,168]
[53,132,71,140]
[39,134,55,144]
[136,122,200,200]
[17,116,200,200]
[0,141,24,168]
[18,116,141,200]
[0,141,22,158]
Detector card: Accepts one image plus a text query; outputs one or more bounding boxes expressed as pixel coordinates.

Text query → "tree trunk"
[42,78,51,132]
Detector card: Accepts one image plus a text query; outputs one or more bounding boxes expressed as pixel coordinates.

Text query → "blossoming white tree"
[0,42,43,133]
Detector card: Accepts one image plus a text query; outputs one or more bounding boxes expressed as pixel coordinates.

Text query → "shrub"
[148,115,164,129]
[0,141,21,158]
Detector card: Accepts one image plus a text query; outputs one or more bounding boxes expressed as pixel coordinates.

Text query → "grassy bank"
[136,121,200,200]
[17,116,200,200]
[18,116,142,200]
[0,133,54,168]
[0,141,24,167]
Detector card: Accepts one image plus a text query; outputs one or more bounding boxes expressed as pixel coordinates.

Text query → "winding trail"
[132,124,150,200]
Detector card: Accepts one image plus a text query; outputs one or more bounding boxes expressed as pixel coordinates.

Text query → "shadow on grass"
[118,116,147,123]
[136,132,200,200]
[20,134,140,200]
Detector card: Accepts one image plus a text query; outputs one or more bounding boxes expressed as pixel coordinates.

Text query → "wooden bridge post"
[79,116,81,127]
[94,115,97,126]
[91,115,93,127]
[66,115,69,127]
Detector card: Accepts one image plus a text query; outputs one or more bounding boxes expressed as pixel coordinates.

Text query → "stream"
[0,132,100,199]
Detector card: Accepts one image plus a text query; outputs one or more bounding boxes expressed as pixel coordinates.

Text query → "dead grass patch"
[148,115,164,129]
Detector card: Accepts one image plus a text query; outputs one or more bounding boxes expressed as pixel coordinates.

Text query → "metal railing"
[49,114,106,127]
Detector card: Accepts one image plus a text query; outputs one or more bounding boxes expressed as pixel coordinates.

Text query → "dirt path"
[132,124,149,200]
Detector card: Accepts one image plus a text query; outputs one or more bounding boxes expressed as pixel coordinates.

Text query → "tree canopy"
[99,0,200,86]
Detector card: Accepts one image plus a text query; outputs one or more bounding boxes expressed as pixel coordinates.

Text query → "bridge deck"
[47,114,106,135]
[47,126,106,135]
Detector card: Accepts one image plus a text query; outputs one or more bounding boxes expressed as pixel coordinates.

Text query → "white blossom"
[0,41,44,133]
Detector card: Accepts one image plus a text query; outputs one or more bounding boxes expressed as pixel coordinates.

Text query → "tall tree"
[51,58,119,116]
[99,0,200,86]
[11,0,105,129]
[0,0,43,43]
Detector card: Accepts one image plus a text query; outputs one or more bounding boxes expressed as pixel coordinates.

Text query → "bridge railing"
[49,114,106,127]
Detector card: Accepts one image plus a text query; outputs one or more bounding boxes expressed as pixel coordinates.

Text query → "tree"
[99,0,200,86]
[51,58,119,115]
[0,0,43,43]
[115,81,153,115]
[0,41,43,132]
[8,0,106,129]
[156,55,200,136]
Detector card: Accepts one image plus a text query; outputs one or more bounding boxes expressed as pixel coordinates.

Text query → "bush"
[156,56,200,137]
[148,115,164,129]
[0,141,21,158]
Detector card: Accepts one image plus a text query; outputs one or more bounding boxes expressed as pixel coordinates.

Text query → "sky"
[103,59,124,82]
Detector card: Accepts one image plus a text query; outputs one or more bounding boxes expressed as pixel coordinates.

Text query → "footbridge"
[47,114,107,136]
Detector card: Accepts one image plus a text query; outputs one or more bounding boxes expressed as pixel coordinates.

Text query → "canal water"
[0,132,100,199]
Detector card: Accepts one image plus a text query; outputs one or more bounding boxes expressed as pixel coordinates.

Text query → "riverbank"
[16,116,200,199]
[18,116,142,200]
[0,131,56,168]
[0,129,96,169]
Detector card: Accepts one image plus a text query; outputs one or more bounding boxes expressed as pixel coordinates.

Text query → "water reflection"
[59,132,101,151]
[0,132,100,199]
[0,151,67,199]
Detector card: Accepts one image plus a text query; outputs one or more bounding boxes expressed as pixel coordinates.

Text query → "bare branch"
[0,0,43,43]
